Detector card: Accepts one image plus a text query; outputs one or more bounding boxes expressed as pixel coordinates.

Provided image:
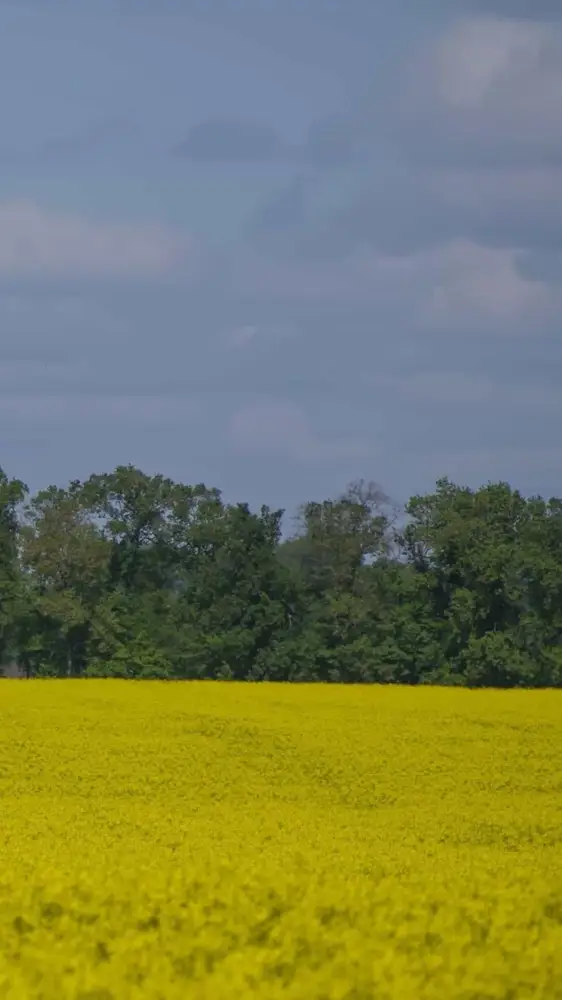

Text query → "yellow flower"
[0,680,561,997]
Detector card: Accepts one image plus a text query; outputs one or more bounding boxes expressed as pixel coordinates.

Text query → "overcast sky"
[1,0,562,514]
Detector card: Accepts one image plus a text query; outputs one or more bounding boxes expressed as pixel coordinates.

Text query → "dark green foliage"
[0,468,28,669]
[2,465,562,686]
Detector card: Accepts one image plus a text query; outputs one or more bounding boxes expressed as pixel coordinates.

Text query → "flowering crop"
[1,680,562,998]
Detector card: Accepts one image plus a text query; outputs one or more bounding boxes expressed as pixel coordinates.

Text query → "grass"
[1,680,562,997]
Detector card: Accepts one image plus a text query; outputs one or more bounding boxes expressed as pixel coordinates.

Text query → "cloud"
[414,446,562,496]
[248,176,309,240]
[173,116,359,170]
[0,201,189,280]
[303,116,363,168]
[40,117,135,159]
[0,359,86,390]
[174,118,290,164]
[232,235,558,336]
[518,248,562,284]
[329,166,562,260]
[395,16,562,165]
[0,118,136,170]
[220,321,299,352]
[242,10,562,343]
[412,239,558,333]
[252,157,562,269]
[224,325,259,349]
[464,0,562,17]
[433,18,544,112]
[425,166,562,250]
[228,400,371,462]
[353,239,558,335]
[0,393,200,426]
[368,370,562,409]
[245,15,562,261]
[0,290,132,361]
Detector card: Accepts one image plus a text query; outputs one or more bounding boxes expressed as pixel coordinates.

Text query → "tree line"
[1,463,562,686]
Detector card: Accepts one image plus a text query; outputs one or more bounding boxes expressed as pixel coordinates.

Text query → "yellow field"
[1,682,562,999]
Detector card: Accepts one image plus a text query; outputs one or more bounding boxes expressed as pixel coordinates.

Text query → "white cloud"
[416,239,556,333]
[397,16,562,163]
[331,239,558,335]
[0,201,189,280]
[233,236,558,335]
[228,399,372,462]
[434,17,544,112]
[465,1,562,17]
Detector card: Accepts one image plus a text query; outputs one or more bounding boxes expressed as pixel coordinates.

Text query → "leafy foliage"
[2,464,562,685]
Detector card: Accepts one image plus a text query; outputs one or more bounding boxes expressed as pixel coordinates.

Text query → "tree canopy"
[2,464,562,687]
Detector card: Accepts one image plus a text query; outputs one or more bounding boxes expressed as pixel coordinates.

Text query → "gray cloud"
[246,159,562,318]
[173,113,378,170]
[4,0,562,509]
[391,17,562,167]
[0,201,190,281]
[303,116,363,168]
[247,176,311,243]
[173,117,290,164]
[518,249,562,284]
[368,370,562,410]
[40,117,135,159]
[318,165,562,258]
[0,392,201,427]
[0,117,136,168]
[229,229,561,340]
[244,10,562,326]
[228,398,372,463]
[465,0,562,17]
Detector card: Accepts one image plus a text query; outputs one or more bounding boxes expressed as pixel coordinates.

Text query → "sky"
[1,0,562,517]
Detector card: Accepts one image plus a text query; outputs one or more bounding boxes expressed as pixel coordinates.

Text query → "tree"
[400,478,562,685]
[4,462,562,688]
[0,467,27,667]
[19,483,110,676]
[174,502,298,679]
[79,466,220,594]
[283,480,393,596]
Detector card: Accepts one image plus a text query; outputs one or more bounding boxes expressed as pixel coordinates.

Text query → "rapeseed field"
[1,681,562,998]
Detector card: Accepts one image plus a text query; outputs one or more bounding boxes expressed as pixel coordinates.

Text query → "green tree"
[5,461,562,689]
[175,502,298,679]
[400,478,562,685]
[80,466,219,593]
[19,483,110,676]
[286,480,392,595]
[0,467,27,668]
